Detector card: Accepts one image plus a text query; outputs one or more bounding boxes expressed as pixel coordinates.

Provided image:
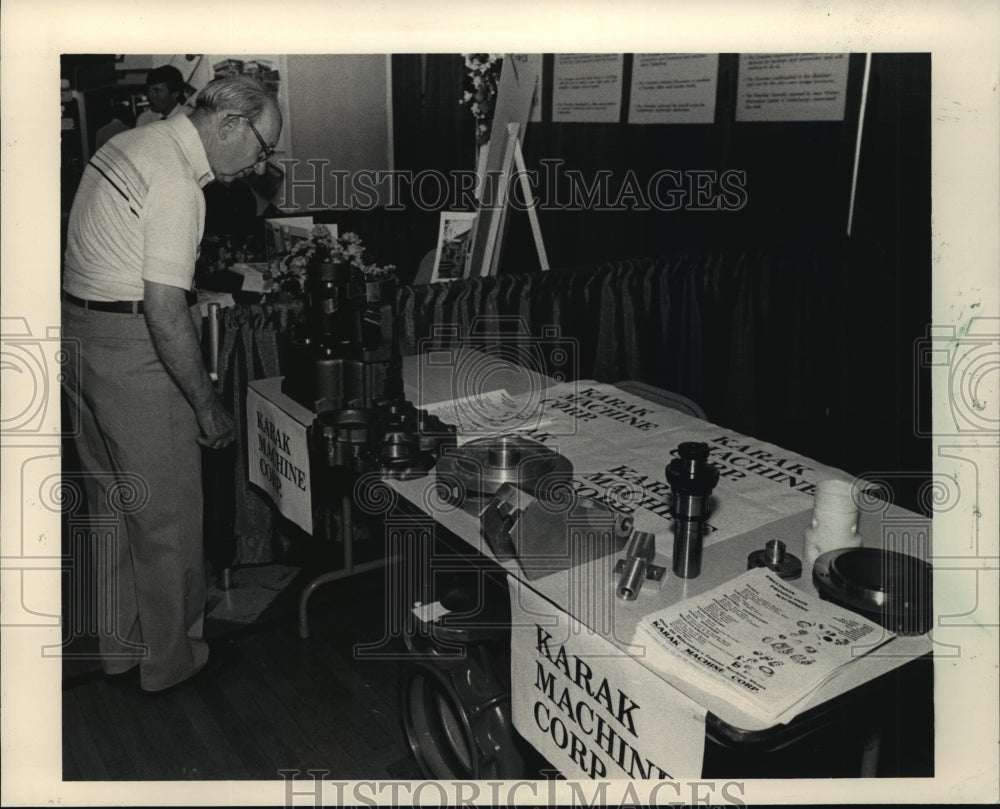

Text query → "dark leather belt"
[62,290,198,313]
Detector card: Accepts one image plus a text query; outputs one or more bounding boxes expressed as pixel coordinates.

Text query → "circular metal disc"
[813,547,932,635]
[435,434,573,499]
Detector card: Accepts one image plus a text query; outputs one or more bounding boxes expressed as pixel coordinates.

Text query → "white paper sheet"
[628,54,719,124]
[736,53,849,122]
[634,568,895,725]
[552,54,624,123]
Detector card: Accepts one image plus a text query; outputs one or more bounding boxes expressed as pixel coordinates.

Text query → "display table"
[246,349,932,778]
[381,367,933,779]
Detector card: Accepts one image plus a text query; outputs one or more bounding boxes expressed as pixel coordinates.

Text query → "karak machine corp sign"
[508,577,708,779]
[246,382,312,533]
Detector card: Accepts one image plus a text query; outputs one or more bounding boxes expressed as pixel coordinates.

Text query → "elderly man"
[62,77,282,692]
[136,65,188,127]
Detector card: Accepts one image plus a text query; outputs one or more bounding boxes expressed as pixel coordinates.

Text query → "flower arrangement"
[460,53,504,147]
[265,225,396,304]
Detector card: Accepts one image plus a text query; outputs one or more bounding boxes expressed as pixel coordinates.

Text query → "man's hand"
[144,280,236,450]
[196,396,236,449]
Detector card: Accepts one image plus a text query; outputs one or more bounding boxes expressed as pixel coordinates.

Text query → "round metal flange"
[435,434,573,501]
[813,547,932,635]
[400,658,523,780]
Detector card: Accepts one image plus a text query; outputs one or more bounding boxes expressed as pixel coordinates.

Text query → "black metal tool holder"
[287,253,457,637]
[665,441,720,579]
[283,256,403,413]
[291,252,459,485]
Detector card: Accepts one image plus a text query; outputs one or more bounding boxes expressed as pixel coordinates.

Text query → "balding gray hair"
[194,76,274,122]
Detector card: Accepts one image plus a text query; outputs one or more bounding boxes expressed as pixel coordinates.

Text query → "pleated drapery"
[213,249,841,564]
[212,304,287,566]
[396,251,839,450]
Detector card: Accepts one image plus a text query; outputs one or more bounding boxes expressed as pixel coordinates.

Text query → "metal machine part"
[479,483,525,560]
[614,531,666,600]
[399,568,524,780]
[480,482,632,579]
[311,400,457,479]
[436,434,574,506]
[283,259,403,412]
[375,402,456,480]
[665,441,720,579]
[813,547,932,635]
[313,408,373,473]
[374,422,430,479]
[747,539,803,580]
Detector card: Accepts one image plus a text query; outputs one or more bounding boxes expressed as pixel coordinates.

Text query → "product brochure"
[633,568,895,725]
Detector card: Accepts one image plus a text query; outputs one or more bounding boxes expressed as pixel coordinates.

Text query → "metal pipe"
[207,301,220,383]
[617,531,656,600]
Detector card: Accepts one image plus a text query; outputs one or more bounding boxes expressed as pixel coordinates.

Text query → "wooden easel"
[465,54,548,278]
[473,122,549,277]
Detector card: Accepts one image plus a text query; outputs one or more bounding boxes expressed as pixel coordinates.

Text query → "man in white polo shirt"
[62,76,281,693]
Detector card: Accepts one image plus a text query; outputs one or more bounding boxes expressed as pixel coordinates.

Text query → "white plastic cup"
[804,479,862,575]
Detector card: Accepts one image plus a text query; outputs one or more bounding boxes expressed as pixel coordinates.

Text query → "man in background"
[135,64,188,126]
[62,77,282,693]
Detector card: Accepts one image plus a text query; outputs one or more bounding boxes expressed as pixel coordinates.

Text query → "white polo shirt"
[63,113,215,301]
[135,102,190,128]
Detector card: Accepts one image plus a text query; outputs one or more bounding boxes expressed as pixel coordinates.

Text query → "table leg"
[860,726,882,777]
[297,491,392,638]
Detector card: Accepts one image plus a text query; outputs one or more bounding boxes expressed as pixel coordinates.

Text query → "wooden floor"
[61,571,424,781]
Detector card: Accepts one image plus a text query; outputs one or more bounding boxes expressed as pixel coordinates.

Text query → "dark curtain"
[391,54,476,186]
[839,54,932,511]
[396,250,842,469]
[212,304,286,566]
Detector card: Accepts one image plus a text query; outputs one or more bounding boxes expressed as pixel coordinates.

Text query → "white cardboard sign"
[508,576,707,779]
[246,382,313,533]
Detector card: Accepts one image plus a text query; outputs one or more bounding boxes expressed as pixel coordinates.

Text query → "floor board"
[62,566,422,781]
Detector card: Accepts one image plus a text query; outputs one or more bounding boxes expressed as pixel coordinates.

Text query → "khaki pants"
[62,300,209,691]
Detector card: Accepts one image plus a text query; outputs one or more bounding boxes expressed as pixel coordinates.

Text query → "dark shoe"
[143,640,240,696]
[192,639,241,683]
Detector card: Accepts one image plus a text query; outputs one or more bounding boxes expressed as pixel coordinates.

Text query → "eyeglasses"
[231,114,275,163]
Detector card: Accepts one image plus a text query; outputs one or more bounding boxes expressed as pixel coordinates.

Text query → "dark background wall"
[506,53,867,264]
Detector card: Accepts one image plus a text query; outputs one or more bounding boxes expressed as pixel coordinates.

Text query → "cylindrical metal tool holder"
[665,442,720,580]
[670,515,707,579]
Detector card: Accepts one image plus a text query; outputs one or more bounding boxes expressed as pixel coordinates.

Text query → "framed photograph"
[264,216,328,261]
[430,211,477,283]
